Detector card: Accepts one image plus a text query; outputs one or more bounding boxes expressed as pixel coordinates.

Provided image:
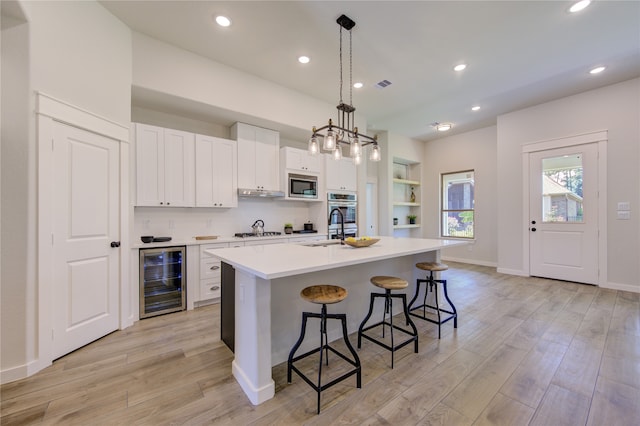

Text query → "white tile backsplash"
[133,199,326,239]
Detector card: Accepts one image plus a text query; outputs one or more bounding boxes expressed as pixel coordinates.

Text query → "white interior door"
[52,122,120,358]
[529,143,599,284]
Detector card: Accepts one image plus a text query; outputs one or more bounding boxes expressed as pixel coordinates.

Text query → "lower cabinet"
[196,242,227,306]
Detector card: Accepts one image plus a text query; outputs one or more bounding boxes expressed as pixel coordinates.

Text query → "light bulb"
[353,153,362,165]
[324,130,336,150]
[333,145,343,160]
[308,136,319,155]
[350,137,361,158]
[369,144,381,162]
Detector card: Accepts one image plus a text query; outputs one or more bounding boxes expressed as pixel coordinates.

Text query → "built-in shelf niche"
[392,159,422,231]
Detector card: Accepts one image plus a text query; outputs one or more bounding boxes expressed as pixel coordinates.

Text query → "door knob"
[531,228,537,232]
[110,241,121,247]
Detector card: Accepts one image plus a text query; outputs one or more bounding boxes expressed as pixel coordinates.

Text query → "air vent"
[375,79,392,89]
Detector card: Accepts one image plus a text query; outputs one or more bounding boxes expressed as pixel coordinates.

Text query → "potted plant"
[407,214,417,225]
[284,223,293,234]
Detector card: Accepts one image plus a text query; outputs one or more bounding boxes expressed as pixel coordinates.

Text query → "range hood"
[238,188,285,198]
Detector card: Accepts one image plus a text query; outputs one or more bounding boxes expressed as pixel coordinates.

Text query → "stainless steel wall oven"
[327,192,357,239]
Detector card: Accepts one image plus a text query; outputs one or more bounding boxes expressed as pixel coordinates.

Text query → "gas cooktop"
[234,232,282,238]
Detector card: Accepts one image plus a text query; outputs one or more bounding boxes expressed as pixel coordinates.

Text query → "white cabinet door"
[135,123,164,206]
[325,156,357,192]
[282,146,322,173]
[195,135,237,207]
[135,124,195,207]
[233,123,279,190]
[163,128,195,207]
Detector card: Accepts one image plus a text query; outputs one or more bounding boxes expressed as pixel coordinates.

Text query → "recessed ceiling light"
[215,15,231,27]
[298,56,310,64]
[454,64,467,72]
[435,123,453,132]
[471,105,481,111]
[569,0,591,13]
[589,66,606,74]
[353,82,363,89]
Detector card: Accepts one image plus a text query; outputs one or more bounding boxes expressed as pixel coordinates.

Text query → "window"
[441,170,474,238]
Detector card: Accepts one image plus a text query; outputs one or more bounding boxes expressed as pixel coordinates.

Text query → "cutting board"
[194,235,218,240]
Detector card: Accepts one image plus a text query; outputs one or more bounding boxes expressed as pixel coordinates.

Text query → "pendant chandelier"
[308,14,381,164]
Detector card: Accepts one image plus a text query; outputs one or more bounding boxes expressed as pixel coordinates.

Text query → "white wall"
[1,0,131,382]
[423,126,498,266]
[132,32,368,138]
[497,78,639,290]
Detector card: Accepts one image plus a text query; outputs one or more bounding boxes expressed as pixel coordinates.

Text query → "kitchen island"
[207,236,466,405]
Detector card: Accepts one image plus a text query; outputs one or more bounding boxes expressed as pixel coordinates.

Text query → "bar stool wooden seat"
[408,262,457,339]
[287,285,361,414]
[357,276,418,368]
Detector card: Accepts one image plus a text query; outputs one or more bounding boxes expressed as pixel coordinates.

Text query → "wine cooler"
[139,246,186,318]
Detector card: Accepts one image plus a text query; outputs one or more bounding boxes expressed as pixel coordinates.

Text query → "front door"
[52,122,120,358]
[529,143,599,284]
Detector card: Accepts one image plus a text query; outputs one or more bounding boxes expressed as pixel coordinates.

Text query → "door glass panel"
[541,153,583,223]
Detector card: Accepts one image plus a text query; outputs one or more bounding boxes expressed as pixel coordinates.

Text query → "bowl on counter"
[141,236,154,243]
[343,238,380,248]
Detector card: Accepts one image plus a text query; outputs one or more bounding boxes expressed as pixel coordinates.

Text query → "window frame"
[440,169,475,239]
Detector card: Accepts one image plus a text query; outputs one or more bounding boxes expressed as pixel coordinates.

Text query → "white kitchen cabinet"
[195,135,237,207]
[325,155,357,192]
[232,122,279,191]
[197,242,228,304]
[135,123,195,207]
[280,146,322,174]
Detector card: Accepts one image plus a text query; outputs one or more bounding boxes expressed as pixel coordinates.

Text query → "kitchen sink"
[300,240,344,247]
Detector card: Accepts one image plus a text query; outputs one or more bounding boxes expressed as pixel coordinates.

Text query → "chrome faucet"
[328,207,345,244]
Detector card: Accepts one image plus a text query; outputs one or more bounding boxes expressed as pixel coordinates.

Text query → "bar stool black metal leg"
[339,314,362,388]
[358,294,376,348]
[288,312,309,383]
[432,281,442,339]
[442,280,458,329]
[400,293,419,353]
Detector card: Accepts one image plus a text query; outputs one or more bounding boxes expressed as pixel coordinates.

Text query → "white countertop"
[207,236,467,279]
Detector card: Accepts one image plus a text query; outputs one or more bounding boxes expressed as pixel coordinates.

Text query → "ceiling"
[100,1,640,141]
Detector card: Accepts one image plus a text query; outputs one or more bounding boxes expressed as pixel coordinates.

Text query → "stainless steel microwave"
[288,173,318,199]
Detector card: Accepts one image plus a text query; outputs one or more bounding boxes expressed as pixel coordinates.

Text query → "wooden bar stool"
[357,276,418,368]
[408,262,458,338]
[287,285,361,414]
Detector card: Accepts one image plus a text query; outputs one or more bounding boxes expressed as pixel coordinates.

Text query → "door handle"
[110,241,121,247]
[531,220,536,225]
[531,228,536,232]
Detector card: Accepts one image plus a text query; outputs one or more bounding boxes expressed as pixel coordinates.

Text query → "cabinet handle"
[210,265,220,270]
[211,286,220,291]
[160,202,163,205]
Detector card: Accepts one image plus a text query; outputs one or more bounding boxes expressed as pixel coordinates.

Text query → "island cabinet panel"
[232,122,279,191]
[195,135,237,208]
[134,123,195,207]
[221,262,235,351]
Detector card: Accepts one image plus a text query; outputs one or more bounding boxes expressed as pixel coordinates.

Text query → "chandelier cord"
[339,25,344,107]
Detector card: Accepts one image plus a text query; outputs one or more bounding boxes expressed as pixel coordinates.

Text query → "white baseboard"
[601,281,640,293]
[441,256,497,268]
[0,359,43,385]
[496,267,528,277]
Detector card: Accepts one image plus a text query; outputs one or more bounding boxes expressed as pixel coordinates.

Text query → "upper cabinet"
[325,155,357,192]
[195,135,237,208]
[281,146,322,174]
[135,123,195,207]
[231,122,280,191]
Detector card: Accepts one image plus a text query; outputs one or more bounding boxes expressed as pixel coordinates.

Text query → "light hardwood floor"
[2,262,639,425]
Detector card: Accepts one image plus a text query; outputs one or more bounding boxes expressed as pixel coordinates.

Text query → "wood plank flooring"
[2,262,639,425]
